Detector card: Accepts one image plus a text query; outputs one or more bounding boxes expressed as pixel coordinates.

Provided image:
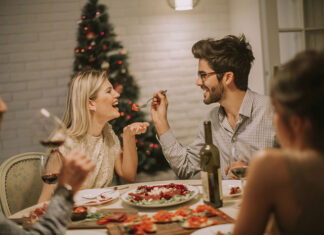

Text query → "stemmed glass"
[229,142,252,191]
[30,108,67,185]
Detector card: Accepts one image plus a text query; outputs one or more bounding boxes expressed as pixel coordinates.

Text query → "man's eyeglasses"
[198,71,226,81]
[198,72,217,81]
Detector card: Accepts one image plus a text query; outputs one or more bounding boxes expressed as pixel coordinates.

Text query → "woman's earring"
[93,107,96,112]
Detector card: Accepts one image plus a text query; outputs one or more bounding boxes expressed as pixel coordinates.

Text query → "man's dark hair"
[192,34,255,91]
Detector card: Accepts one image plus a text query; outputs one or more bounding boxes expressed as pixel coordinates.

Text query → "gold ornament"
[101,61,110,69]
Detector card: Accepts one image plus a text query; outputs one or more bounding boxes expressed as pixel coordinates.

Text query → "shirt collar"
[238,88,253,118]
[217,88,254,120]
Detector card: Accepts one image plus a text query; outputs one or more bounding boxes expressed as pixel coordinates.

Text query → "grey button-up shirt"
[158,89,277,179]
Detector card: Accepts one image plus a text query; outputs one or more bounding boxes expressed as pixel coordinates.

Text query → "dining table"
[9,179,242,235]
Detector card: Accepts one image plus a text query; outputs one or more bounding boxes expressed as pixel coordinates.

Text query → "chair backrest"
[0,152,45,216]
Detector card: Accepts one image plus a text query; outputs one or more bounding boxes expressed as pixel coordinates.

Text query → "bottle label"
[218,168,223,200]
[201,171,210,202]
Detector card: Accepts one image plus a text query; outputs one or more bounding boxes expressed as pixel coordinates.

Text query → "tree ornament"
[101,61,110,69]
[102,44,108,51]
[114,83,123,94]
[86,32,96,40]
[89,56,95,62]
[91,41,96,46]
[121,68,126,74]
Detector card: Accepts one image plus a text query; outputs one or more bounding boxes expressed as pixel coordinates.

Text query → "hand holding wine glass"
[226,142,252,191]
[30,108,67,185]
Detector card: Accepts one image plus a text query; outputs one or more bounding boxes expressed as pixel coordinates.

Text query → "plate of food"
[191,223,234,235]
[121,183,198,208]
[74,188,119,206]
[222,180,242,198]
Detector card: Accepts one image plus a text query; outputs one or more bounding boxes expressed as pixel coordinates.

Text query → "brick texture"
[0,0,231,168]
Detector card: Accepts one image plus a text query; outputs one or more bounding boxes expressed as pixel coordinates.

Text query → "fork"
[138,90,167,109]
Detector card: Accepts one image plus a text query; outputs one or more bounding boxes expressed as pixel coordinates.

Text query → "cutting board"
[68,208,138,229]
[106,209,235,235]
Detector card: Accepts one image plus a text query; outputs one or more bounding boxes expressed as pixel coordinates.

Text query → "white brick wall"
[0,0,233,165]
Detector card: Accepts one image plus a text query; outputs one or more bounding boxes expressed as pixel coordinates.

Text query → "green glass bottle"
[200,120,223,208]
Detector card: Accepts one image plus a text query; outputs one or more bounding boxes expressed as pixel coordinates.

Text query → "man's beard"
[203,83,224,104]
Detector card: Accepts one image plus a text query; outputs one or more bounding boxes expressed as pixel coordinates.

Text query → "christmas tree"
[73,0,169,173]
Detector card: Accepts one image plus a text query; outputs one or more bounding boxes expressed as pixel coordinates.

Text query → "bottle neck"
[204,121,213,144]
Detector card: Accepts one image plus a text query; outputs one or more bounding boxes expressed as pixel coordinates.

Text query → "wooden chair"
[0,152,45,216]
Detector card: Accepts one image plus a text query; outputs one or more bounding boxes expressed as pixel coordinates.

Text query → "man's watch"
[55,184,74,203]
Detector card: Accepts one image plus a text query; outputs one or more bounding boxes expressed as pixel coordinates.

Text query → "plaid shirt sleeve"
[0,193,73,235]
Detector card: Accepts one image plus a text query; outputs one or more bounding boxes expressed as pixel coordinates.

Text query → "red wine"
[230,166,248,179]
[40,140,64,148]
[41,173,59,184]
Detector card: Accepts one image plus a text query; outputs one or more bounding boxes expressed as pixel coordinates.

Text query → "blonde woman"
[38,70,149,202]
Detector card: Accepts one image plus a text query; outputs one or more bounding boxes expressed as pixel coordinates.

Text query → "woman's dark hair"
[191,34,255,91]
[271,50,324,152]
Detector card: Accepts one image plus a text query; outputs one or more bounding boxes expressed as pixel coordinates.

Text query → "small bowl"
[71,206,88,221]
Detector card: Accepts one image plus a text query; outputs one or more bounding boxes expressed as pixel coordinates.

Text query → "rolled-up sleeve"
[157,126,204,179]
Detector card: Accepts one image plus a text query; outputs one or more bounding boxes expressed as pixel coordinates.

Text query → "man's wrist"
[154,120,170,137]
[55,184,74,203]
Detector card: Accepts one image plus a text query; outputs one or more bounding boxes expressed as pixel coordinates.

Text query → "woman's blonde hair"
[63,70,108,138]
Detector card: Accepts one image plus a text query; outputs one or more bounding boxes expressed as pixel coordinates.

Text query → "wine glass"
[229,142,252,192]
[30,108,67,185]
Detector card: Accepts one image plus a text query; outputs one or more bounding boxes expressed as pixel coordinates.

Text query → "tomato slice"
[132,103,139,112]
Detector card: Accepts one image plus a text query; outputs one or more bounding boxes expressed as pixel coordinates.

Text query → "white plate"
[74,188,119,206]
[222,180,242,197]
[121,184,198,208]
[192,223,234,235]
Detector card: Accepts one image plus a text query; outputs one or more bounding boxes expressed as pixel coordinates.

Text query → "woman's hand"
[123,122,150,136]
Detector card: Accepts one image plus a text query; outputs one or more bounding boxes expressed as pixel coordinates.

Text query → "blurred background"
[0,0,323,180]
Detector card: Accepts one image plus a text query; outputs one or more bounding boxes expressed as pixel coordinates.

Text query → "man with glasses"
[151,35,276,179]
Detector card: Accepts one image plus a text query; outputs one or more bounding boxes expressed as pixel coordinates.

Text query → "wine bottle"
[200,120,223,208]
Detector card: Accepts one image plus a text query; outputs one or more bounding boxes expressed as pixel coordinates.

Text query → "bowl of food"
[71,206,88,221]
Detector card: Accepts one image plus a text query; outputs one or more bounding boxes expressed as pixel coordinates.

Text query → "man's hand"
[123,122,150,136]
[58,150,95,193]
[150,90,170,136]
[225,161,247,180]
